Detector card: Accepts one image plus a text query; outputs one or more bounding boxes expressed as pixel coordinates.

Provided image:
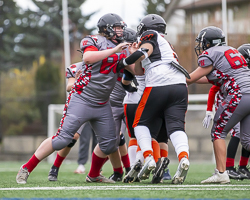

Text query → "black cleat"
[48,165,59,181]
[237,166,250,179]
[227,167,247,180]
[109,171,123,182]
[123,160,142,183]
[151,157,170,184]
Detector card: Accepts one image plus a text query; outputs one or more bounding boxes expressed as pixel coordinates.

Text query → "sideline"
[1,185,250,191]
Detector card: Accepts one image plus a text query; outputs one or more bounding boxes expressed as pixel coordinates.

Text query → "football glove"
[202,111,214,129]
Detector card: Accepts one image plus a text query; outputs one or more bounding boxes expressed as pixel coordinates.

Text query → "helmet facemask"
[99,23,126,43]
[194,28,226,57]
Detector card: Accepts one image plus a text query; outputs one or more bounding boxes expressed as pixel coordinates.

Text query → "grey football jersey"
[110,79,126,107]
[198,45,250,94]
[71,35,127,104]
[66,62,82,79]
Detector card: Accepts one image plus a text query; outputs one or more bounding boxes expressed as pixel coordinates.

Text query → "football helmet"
[123,28,137,43]
[137,14,166,36]
[97,13,127,42]
[195,26,226,56]
[237,44,250,68]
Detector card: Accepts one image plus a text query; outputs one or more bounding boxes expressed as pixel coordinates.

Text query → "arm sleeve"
[80,35,98,52]
[198,54,213,68]
[207,85,220,111]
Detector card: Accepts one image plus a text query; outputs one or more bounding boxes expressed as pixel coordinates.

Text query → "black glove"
[121,82,137,92]
[116,58,126,73]
[123,69,134,81]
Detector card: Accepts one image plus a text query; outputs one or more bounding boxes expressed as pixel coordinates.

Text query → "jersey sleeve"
[197,51,213,68]
[206,85,220,111]
[80,35,98,52]
[66,64,77,79]
[139,30,158,49]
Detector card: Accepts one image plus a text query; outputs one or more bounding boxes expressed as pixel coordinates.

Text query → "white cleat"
[138,155,156,180]
[74,164,86,174]
[16,165,29,184]
[172,157,189,184]
[201,169,230,184]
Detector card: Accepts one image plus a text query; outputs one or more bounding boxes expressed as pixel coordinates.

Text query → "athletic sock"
[178,151,189,161]
[88,152,106,178]
[53,153,66,168]
[239,147,250,167]
[160,149,168,158]
[152,140,160,162]
[114,166,123,174]
[128,139,137,166]
[121,154,130,169]
[226,157,235,169]
[23,154,40,173]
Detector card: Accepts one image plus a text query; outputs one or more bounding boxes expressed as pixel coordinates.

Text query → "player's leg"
[124,104,138,167]
[119,118,131,174]
[226,124,247,180]
[238,110,250,178]
[201,94,250,184]
[16,95,86,184]
[48,132,80,181]
[74,122,94,174]
[109,106,127,181]
[161,84,189,184]
[86,102,119,183]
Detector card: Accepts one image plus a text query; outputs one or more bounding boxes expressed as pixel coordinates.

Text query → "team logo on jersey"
[82,40,88,46]
[202,51,208,55]
[199,60,205,66]
[141,34,154,41]
[89,35,98,42]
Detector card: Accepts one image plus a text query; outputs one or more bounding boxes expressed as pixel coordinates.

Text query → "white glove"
[202,111,214,129]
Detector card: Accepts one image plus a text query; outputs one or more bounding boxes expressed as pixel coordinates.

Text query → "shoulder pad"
[140,30,157,42]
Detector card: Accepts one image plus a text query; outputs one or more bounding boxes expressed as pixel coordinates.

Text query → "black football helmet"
[238,44,250,68]
[195,26,226,56]
[97,13,127,42]
[137,14,166,36]
[123,28,137,43]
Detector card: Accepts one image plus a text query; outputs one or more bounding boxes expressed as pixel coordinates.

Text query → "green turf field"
[0,161,250,199]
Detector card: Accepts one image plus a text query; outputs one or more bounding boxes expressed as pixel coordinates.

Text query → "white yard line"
[1,185,250,191]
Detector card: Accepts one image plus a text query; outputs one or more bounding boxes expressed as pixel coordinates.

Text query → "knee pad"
[119,133,126,146]
[67,139,77,148]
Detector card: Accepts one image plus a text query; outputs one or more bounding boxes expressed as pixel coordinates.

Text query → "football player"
[187,27,250,184]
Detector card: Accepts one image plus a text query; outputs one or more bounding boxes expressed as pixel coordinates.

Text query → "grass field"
[1,161,250,199]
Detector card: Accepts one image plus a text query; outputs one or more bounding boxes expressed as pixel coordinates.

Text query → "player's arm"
[121,69,137,92]
[117,42,153,75]
[207,85,220,111]
[186,65,213,85]
[83,42,129,65]
[66,70,82,92]
[202,85,219,129]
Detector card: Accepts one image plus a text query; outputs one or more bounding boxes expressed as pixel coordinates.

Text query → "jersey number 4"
[224,49,247,69]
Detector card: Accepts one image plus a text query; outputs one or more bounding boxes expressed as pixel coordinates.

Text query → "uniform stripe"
[132,87,152,128]
[123,104,132,138]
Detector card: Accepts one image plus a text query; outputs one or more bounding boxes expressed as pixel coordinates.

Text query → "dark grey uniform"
[52,35,127,155]
[110,79,126,139]
[198,45,250,151]
[66,62,97,165]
